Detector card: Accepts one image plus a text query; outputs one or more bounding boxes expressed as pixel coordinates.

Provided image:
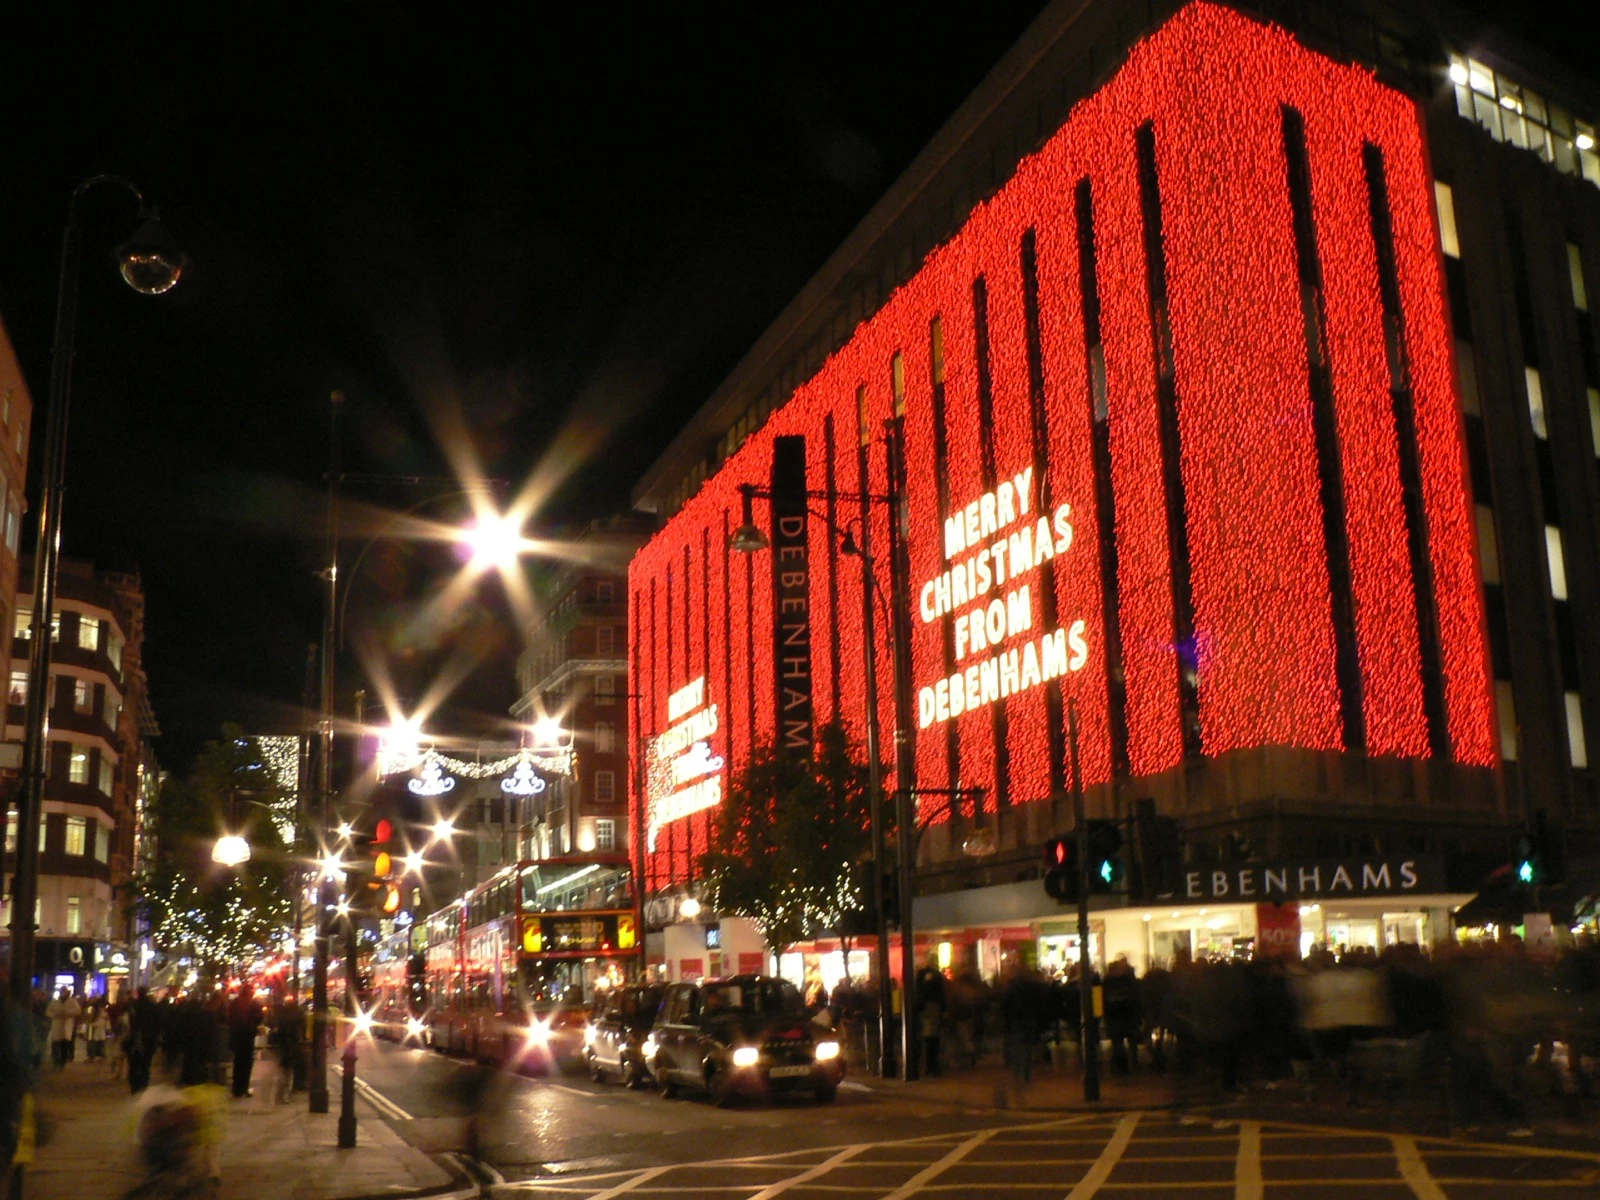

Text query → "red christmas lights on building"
[630,1,1495,893]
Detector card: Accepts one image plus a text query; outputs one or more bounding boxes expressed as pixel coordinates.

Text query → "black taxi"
[583,983,665,1087]
[642,975,844,1104]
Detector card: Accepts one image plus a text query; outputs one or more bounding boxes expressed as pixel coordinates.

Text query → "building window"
[4,812,14,853]
[597,580,615,603]
[1566,693,1589,769]
[1546,526,1569,599]
[68,749,89,785]
[65,896,82,935]
[95,821,110,863]
[77,616,100,652]
[1571,243,1590,311]
[596,625,614,655]
[104,692,120,728]
[1475,506,1500,584]
[1589,388,1600,457]
[13,609,29,640]
[65,816,87,856]
[1450,54,1599,185]
[1456,342,1481,416]
[98,758,114,795]
[38,818,47,852]
[594,721,615,754]
[1434,182,1460,258]
[594,770,616,803]
[595,675,615,706]
[1496,680,1518,761]
[9,670,26,705]
[1,503,12,555]
[73,678,93,713]
[595,818,616,851]
[1526,367,1548,438]
[107,631,123,671]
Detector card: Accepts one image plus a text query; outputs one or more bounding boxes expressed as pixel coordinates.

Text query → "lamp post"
[7,176,184,1011]
[728,455,910,1078]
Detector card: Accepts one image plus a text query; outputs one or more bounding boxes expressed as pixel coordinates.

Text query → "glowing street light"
[319,853,347,882]
[430,818,457,844]
[460,511,525,572]
[212,834,252,867]
[532,715,566,747]
[402,850,425,875]
[336,821,354,840]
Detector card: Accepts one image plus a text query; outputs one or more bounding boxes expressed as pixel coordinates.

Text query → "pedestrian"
[86,1000,108,1062]
[1,968,39,1179]
[273,1000,303,1103]
[1103,955,1141,1074]
[126,988,162,1093]
[45,988,81,1069]
[106,1001,128,1081]
[227,989,263,1098]
[915,955,946,1077]
[997,962,1047,1107]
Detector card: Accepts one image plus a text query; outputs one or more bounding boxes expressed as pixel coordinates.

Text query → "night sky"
[0,3,1586,772]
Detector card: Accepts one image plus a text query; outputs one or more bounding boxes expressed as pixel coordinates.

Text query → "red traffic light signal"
[1042,835,1077,902]
[374,818,393,845]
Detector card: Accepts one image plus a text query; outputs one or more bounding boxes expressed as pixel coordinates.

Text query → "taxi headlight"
[583,1023,597,1046]
[642,1034,658,1058]
[731,1045,761,1068]
[405,1017,425,1039]
[814,1040,841,1062]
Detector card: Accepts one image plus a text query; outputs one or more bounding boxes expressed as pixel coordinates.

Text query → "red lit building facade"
[631,1,1600,979]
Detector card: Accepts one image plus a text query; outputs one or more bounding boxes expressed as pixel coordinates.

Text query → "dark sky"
[0,4,1588,774]
[0,4,1050,771]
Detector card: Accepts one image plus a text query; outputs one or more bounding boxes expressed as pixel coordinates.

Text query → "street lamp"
[212,835,253,868]
[7,176,184,1011]
[730,471,909,1079]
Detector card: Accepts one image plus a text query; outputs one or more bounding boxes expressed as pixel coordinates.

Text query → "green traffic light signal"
[1518,859,1535,884]
[1098,859,1114,885]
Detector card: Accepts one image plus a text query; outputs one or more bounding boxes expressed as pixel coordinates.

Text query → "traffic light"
[1086,819,1124,892]
[349,818,402,915]
[1042,835,1077,902]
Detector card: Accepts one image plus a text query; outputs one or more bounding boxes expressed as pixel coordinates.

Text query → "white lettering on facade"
[648,677,725,849]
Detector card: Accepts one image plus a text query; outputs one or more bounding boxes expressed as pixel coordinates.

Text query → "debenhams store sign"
[1181,857,1444,904]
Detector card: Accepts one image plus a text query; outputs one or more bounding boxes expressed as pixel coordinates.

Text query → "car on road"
[643,975,844,1104]
[585,983,665,1087]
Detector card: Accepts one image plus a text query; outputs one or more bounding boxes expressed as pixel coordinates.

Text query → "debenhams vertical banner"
[771,435,813,754]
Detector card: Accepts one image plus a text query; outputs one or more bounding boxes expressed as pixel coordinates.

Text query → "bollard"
[338,1039,357,1148]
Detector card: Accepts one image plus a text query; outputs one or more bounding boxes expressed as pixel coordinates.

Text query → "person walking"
[227,990,263,1098]
[106,1001,128,1080]
[273,1000,304,1103]
[86,1000,108,1062]
[997,962,1048,1108]
[915,956,947,1077]
[45,988,81,1069]
[126,989,161,1093]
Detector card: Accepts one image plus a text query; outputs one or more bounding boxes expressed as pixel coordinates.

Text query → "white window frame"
[594,721,615,754]
[68,749,90,785]
[1434,182,1460,257]
[595,818,616,851]
[595,676,615,706]
[77,616,100,652]
[1567,693,1589,769]
[65,815,87,856]
[596,625,615,655]
[65,896,82,935]
[1546,525,1569,600]
[594,769,616,803]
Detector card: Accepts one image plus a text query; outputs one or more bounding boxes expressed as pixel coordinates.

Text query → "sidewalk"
[23,1052,461,1200]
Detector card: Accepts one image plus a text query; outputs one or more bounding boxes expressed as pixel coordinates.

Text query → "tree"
[132,725,294,981]
[697,722,878,960]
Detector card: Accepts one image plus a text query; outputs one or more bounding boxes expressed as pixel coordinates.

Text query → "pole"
[6,191,85,1008]
[310,390,343,1113]
[856,513,893,1078]
[884,419,919,1082]
[8,178,154,1007]
[1068,699,1100,1102]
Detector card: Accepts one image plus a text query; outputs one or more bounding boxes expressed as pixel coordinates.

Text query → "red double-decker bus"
[421,853,639,1069]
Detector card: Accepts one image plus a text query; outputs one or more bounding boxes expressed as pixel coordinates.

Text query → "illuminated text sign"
[917,467,1089,727]
[647,676,723,850]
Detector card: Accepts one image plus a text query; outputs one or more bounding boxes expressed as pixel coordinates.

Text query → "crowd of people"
[814,937,1600,1123]
[1,974,316,1195]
